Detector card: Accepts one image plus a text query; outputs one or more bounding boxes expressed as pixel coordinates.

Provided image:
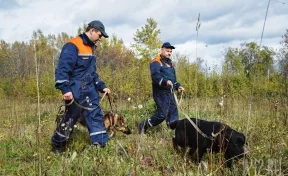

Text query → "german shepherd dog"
[78,112,132,137]
[173,118,246,168]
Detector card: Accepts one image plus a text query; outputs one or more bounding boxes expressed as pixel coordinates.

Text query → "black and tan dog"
[172,118,246,168]
[78,112,131,137]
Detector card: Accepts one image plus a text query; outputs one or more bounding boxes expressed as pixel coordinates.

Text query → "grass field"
[0,96,287,176]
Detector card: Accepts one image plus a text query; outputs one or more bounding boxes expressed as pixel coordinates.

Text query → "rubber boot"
[138,119,149,134]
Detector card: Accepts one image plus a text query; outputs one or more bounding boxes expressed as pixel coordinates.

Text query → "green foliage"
[0,87,5,99]
[278,30,288,97]
[203,72,222,97]
[0,20,285,100]
[222,71,249,97]
[77,23,88,35]
[222,42,278,97]
[131,18,162,60]
[175,55,220,97]
[0,78,14,97]
[0,137,37,175]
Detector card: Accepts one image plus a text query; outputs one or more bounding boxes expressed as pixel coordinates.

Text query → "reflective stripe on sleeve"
[56,131,68,139]
[90,130,107,136]
[159,78,163,86]
[78,54,93,57]
[148,119,153,127]
[56,80,69,83]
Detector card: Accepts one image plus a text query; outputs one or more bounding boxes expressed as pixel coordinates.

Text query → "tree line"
[0,18,287,102]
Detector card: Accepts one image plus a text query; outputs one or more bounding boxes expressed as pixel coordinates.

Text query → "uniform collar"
[80,33,97,49]
[160,55,172,65]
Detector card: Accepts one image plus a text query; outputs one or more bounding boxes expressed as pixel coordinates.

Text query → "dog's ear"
[238,133,246,144]
[118,114,125,121]
[113,114,119,121]
[241,133,248,145]
[108,112,114,117]
[231,132,246,146]
[117,114,126,125]
[104,112,110,118]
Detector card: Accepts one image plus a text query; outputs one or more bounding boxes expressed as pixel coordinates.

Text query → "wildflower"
[138,104,143,109]
[0,133,5,140]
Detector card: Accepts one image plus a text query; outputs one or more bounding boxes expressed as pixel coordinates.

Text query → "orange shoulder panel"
[150,56,162,66]
[67,37,92,55]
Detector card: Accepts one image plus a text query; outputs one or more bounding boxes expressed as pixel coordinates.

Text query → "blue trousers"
[148,90,179,127]
[51,96,109,147]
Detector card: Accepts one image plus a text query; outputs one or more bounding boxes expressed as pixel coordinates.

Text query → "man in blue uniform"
[51,20,110,153]
[138,42,184,134]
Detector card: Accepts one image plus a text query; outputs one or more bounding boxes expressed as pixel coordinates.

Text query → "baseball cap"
[88,20,109,38]
[161,42,175,49]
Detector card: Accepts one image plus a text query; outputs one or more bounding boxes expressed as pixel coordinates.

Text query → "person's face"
[161,48,173,58]
[90,28,103,44]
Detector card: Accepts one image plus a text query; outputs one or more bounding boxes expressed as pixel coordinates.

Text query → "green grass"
[0,97,287,175]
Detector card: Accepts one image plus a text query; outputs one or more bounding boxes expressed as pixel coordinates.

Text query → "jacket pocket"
[77,56,91,68]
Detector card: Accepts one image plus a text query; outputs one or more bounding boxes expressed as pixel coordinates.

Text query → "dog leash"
[55,92,109,125]
[58,91,108,112]
[173,91,224,140]
[107,93,114,112]
[105,93,116,128]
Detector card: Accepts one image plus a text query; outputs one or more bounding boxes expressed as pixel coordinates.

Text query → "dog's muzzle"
[123,127,132,134]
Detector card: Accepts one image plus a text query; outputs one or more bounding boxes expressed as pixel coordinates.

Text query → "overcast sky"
[0,0,287,69]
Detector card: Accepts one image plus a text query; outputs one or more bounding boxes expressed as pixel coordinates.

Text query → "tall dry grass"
[0,96,287,175]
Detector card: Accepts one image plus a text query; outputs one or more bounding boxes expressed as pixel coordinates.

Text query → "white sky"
[0,0,287,70]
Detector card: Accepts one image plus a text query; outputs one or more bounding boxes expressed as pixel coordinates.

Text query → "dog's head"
[225,130,246,159]
[104,112,132,135]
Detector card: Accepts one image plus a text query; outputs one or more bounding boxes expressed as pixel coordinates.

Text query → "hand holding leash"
[63,92,73,100]
[178,86,184,92]
[102,88,111,94]
[167,80,173,87]
[102,87,113,111]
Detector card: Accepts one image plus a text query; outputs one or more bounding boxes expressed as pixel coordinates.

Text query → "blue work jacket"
[55,33,106,100]
[150,55,181,91]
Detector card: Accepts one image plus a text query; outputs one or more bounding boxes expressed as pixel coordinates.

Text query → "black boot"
[138,119,149,134]
[52,143,65,154]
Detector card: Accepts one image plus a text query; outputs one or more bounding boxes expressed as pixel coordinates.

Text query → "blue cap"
[88,20,109,38]
[161,42,175,49]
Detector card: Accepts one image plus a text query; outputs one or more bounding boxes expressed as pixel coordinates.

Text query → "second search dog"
[78,111,132,137]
